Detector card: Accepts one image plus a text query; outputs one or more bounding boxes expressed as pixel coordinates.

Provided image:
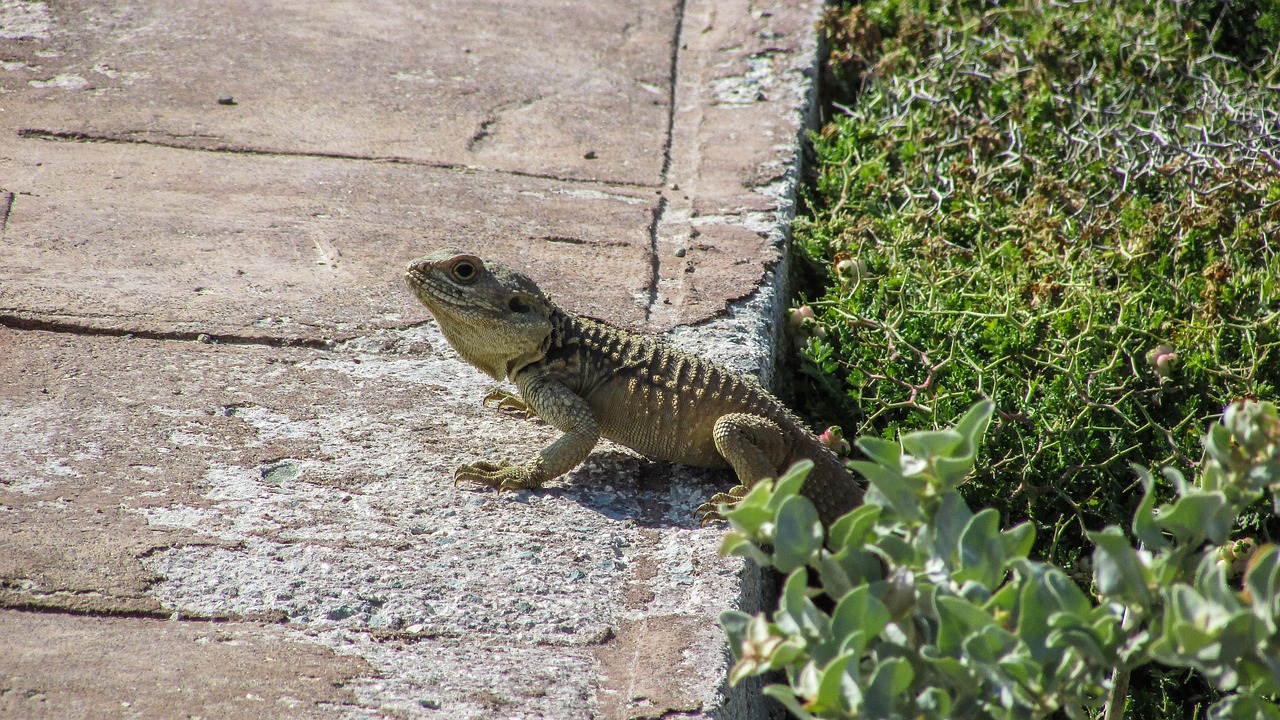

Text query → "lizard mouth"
[403,268,438,306]
[403,267,427,288]
[404,266,465,315]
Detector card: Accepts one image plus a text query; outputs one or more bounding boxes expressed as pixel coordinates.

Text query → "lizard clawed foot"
[482,388,537,419]
[454,460,546,492]
[693,484,751,525]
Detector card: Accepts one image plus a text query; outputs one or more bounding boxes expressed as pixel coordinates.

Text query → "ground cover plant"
[775,0,1280,715]
[720,399,1280,719]
[793,0,1280,571]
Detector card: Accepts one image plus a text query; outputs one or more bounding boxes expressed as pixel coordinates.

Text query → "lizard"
[403,248,864,526]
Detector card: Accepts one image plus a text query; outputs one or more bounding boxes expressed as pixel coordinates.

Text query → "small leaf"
[774,496,824,574]
[962,623,1020,664]
[819,546,883,598]
[771,460,814,508]
[1049,625,1108,665]
[1089,527,1151,606]
[827,503,881,552]
[722,479,777,535]
[1156,492,1233,545]
[1204,423,1240,470]
[850,460,921,520]
[916,686,953,716]
[795,659,821,700]
[768,637,808,671]
[1131,464,1170,551]
[1208,693,1280,720]
[723,503,775,538]
[761,684,819,720]
[936,400,994,485]
[957,508,1004,587]
[920,649,972,687]
[720,533,772,566]
[902,428,963,460]
[1243,544,1280,619]
[811,652,856,715]
[719,610,753,659]
[999,521,1036,562]
[856,436,901,467]
[936,594,996,655]
[831,585,890,645]
[776,568,830,642]
[872,533,915,565]
[864,657,914,717]
[952,399,996,450]
[931,491,974,564]
[1016,576,1055,663]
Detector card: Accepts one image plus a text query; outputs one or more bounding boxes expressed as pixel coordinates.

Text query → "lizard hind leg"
[694,413,788,523]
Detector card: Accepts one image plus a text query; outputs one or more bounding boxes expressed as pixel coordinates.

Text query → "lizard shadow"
[500,448,737,530]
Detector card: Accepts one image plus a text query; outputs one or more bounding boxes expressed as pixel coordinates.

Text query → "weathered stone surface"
[0,0,825,716]
[0,0,675,185]
[647,0,820,330]
[0,140,658,338]
[0,325,750,716]
[0,610,377,720]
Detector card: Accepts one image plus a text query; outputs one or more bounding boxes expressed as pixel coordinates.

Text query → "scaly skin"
[404,249,864,525]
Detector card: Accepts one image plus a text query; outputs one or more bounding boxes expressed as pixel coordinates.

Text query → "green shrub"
[720,400,1280,719]
[795,0,1280,574]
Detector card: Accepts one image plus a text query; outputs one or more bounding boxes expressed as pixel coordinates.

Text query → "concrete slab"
[0,610,377,719]
[0,0,674,185]
[0,139,659,338]
[1,0,825,716]
[0,325,755,716]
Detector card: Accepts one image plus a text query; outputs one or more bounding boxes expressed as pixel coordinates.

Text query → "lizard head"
[404,249,553,381]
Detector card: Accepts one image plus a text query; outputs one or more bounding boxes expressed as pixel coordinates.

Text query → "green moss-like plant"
[794,0,1280,572]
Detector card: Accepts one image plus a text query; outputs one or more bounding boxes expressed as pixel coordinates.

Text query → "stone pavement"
[0,1,820,717]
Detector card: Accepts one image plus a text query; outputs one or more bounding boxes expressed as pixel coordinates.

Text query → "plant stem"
[1103,665,1131,720]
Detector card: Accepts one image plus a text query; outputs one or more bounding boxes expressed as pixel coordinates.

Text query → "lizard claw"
[454,460,509,488]
[693,502,725,525]
[482,388,537,419]
[454,460,545,491]
[693,485,751,525]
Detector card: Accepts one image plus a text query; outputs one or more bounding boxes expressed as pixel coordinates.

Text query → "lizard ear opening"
[508,295,532,314]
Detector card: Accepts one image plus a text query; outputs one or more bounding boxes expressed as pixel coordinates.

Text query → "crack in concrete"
[465,117,496,152]
[644,0,688,320]
[658,0,687,183]
[537,234,630,248]
[0,190,13,242]
[0,314,337,350]
[0,599,284,624]
[644,195,669,322]
[15,128,656,190]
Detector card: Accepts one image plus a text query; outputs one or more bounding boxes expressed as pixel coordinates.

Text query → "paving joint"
[14,128,660,189]
[0,190,13,240]
[0,314,337,350]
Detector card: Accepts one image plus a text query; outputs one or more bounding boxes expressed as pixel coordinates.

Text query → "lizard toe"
[693,501,726,525]
[454,460,514,488]
[694,485,753,524]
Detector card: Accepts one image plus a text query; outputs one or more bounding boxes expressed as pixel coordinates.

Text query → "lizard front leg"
[482,387,537,419]
[694,413,788,522]
[455,375,600,491]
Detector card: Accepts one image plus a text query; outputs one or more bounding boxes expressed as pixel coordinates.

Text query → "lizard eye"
[451,260,478,283]
[508,296,531,313]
